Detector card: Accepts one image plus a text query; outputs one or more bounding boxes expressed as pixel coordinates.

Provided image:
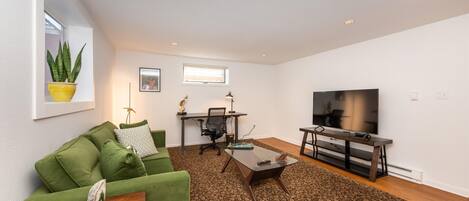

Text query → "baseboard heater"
[386,163,423,183]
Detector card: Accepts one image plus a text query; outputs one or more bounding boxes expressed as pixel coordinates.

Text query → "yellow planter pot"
[48,82,77,102]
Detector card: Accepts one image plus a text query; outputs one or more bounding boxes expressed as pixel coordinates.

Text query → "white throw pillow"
[114,124,158,158]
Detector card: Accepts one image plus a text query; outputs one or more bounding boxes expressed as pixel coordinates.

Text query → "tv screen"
[313,89,379,134]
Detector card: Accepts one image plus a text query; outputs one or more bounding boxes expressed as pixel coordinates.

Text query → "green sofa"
[25,122,190,201]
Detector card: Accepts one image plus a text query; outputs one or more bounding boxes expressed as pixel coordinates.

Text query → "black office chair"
[197,107,227,155]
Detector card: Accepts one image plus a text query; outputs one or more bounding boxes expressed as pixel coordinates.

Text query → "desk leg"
[181,119,185,151]
[369,146,380,181]
[234,116,239,143]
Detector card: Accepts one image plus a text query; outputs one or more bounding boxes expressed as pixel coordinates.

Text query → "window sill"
[182,82,229,87]
[33,101,95,120]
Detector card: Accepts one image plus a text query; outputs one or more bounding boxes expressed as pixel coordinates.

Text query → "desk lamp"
[225,91,235,113]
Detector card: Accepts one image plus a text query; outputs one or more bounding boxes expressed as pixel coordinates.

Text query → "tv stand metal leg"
[380,146,385,175]
[369,146,381,181]
[345,141,351,169]
[300,131,308,155]
[313,132,318,158]
[383,145,388,174]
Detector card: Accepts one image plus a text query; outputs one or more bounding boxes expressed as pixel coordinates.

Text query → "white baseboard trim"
[274,136,469,198]
[276,136,303,146]
[423,179,469,198]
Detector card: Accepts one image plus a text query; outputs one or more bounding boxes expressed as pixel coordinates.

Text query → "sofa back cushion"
[35,138,81,192]
[56,137,103,187]
[119,120,149,129]
[89,121,117,132]
[100,140,147,182]
[87,121,117,150]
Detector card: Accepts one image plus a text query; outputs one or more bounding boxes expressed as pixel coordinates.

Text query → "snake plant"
[46,42,86,83]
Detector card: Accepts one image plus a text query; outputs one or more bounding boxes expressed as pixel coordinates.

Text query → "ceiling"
[81,0,469,65]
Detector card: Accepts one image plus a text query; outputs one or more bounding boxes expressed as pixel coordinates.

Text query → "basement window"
[33,2,95,120]
[183,64,229,85]
[44,12,64,98]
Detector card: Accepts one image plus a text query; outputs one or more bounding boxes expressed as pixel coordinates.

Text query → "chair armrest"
[150,130,166,147]
[25,171,190,201]
[197,119,205,134]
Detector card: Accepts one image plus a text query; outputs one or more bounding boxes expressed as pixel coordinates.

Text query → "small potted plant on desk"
[46,42,86,102]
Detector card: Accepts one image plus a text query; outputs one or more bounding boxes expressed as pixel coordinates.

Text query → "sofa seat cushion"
[142,148,174,175]
[56,137,103,187]
[87,121,118,150]
[101,140,147,182]
[35,137,81,192]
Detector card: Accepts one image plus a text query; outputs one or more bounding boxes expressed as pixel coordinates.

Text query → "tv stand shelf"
[302,150,385,178]
[300,127,393,181]
[306,140,373,161]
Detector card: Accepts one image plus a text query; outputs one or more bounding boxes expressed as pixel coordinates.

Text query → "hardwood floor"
[256,137,468,201]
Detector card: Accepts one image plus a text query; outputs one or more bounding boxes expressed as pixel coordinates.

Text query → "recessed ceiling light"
[261,54,267,57]
[344,19,355,25]
[171,42,178,46]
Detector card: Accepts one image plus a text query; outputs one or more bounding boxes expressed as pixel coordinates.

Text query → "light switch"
[436,91,448,100]
[409,92,419,101]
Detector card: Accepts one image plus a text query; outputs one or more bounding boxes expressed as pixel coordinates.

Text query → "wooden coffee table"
[221,146,297,201]
[108,192,145,201]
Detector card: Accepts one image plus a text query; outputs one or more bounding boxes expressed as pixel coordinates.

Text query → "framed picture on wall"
[139,67,161,92]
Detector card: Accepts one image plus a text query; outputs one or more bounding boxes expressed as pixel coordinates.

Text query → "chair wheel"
[199,151,203,155]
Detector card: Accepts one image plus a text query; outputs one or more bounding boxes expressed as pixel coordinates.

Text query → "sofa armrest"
[150,130,166,147]
[25,171,190,201]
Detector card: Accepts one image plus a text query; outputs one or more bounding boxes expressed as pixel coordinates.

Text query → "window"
[45,12,64,54]
[183,64,228,84]
[44,12,64,98]
[45,12,63,36]
[33,5,95,119]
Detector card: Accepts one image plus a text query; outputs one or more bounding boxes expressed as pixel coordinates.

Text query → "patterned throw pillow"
[114,124,158,158]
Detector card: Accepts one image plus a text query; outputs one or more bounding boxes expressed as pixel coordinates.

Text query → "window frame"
[45,11,64,37]
[33,0,95,120]
[182,63,229,85]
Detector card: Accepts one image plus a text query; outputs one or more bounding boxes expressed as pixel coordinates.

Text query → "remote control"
[257,160,271,166]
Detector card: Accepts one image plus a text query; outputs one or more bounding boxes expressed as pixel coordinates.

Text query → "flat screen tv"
[313,89,379,134]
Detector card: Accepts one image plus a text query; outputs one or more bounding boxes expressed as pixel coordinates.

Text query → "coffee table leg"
[221,157,232,173]
[243,182,256,201]
[232,160,257,201]
[274,177,290,195]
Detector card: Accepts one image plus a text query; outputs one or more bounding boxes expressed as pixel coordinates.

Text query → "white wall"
[0,1,114,200]
[1,1,468,199]
[274,14,469,197]
[112,50,276,147]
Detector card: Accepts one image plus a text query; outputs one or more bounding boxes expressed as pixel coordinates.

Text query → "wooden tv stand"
[299,127,392,181]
